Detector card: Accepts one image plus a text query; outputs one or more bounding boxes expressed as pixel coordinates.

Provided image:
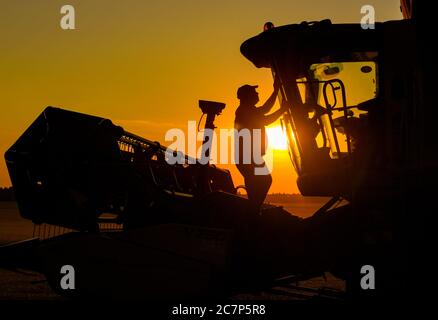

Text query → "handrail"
[322,79,351,156]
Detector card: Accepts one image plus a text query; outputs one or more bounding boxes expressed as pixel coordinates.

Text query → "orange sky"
[0,0,401,193]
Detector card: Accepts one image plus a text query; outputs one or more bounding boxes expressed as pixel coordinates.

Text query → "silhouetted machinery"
[240,0,432,298]
[5,106,236,231]
[2,1,432,300]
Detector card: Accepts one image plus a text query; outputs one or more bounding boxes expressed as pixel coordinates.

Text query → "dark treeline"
[0,187,15,201]
[0,188,298,202]
[265,193,301,203]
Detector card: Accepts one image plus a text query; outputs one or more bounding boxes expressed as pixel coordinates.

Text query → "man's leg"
[252,173,272,211]
[237,163,272,212]
[236,164,258,211]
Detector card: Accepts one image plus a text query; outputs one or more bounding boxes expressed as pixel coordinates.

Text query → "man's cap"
[237,84,258,99]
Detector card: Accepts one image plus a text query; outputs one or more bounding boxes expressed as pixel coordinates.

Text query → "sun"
[266,126,288,150]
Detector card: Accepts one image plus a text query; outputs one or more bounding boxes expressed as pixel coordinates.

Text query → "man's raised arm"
[258,77,280,114]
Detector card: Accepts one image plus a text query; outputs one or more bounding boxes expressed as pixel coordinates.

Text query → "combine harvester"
[1,0,432,300]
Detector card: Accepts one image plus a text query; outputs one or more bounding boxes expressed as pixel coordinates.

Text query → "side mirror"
[199,100,225,116]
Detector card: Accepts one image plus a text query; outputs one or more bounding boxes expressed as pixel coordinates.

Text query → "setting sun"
[266,126,288,150]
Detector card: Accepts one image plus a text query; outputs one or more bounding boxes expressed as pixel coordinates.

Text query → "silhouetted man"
[234,79,285,213]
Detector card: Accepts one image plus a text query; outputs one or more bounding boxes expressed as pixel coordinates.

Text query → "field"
[0,198,346,300]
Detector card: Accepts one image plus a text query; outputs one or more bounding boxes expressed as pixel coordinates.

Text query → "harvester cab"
[241,18,418,199]
[239,5,433,295]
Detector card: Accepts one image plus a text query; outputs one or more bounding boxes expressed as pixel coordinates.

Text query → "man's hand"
[263,103,287,126]
[260,77,281,114]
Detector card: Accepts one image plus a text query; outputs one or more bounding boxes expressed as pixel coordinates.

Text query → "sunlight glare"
[266,126,288,150]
